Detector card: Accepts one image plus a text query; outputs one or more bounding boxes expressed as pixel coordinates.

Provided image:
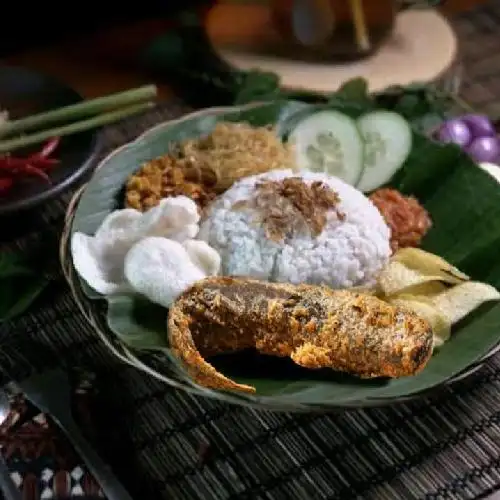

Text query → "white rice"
[198,169,391,289]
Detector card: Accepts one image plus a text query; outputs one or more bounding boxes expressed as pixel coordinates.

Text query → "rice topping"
[232,177,345,242]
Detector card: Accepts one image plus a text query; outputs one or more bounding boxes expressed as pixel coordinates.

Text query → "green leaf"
[330,77,371,104]
[0,251,52,321]
[106,295,168,351]
[0,252,34,279]
[0,274,50,322]
[69,94,500,409]
[282,89,328,104]
[233,70,282,105]
[373,84,454,132]
[106,294,199,380]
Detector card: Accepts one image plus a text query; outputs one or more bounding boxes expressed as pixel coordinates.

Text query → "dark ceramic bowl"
[0,65,101,215]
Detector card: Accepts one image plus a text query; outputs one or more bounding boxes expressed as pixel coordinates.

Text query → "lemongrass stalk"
[349,0,370,52]
[0,103,154,154]
[0,85,157,139]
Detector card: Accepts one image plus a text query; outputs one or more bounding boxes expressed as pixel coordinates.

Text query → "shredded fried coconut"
[125,122,295,212]
[176,122,295,193]
[233,177,344,242]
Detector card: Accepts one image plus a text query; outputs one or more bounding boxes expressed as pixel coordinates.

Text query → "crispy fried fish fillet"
[168,277,434,393]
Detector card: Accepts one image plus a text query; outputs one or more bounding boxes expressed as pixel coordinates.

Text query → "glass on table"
[207,0,443,62]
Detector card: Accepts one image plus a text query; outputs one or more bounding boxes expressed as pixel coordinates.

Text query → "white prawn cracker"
[71,232,131,295]
[124,237,220,308]
[138,196,200,241]
[71,196,201,295]
[183,240,221,277]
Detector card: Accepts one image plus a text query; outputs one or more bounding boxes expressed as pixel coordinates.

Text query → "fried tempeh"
[168,277,434,393]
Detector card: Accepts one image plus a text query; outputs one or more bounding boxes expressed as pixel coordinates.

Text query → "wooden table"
[3,1,488,101]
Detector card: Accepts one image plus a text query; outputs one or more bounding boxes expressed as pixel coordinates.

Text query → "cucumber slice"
[356,111,413,193]
[288,110,364,185]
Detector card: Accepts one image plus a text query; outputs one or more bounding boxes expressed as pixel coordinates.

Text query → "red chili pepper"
[0,158,51,182]
[33,137,60,159]
[21,164,51,183]
[0,157,28,169]
[0,137,60,194]
[0,177,13,193]
[1,157,58,170]
[32,158,60,169]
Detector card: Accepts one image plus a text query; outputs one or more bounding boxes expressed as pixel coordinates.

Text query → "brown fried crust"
[168,277,434,393]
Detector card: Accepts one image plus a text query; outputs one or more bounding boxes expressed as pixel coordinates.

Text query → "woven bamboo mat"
[1,2,500,499]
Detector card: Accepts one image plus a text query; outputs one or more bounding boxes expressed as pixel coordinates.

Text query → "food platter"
[61,90,500,412]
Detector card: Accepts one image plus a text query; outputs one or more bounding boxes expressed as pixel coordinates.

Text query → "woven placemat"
[2,2,500,499]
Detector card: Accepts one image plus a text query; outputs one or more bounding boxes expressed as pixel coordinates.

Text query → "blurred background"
[0,0,488,54]
[0,0,490,102]
[0,1,489,60]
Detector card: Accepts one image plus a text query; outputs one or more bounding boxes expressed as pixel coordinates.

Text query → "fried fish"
[168,277,434,393]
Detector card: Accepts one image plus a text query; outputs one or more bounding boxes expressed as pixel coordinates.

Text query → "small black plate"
[0,65,101,215]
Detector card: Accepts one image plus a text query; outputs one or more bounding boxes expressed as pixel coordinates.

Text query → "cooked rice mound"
[198,169,392,289]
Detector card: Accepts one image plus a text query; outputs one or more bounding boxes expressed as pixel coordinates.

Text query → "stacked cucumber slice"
[289,109,413,192]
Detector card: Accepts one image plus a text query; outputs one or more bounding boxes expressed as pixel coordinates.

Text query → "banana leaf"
[69,99,500,409]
